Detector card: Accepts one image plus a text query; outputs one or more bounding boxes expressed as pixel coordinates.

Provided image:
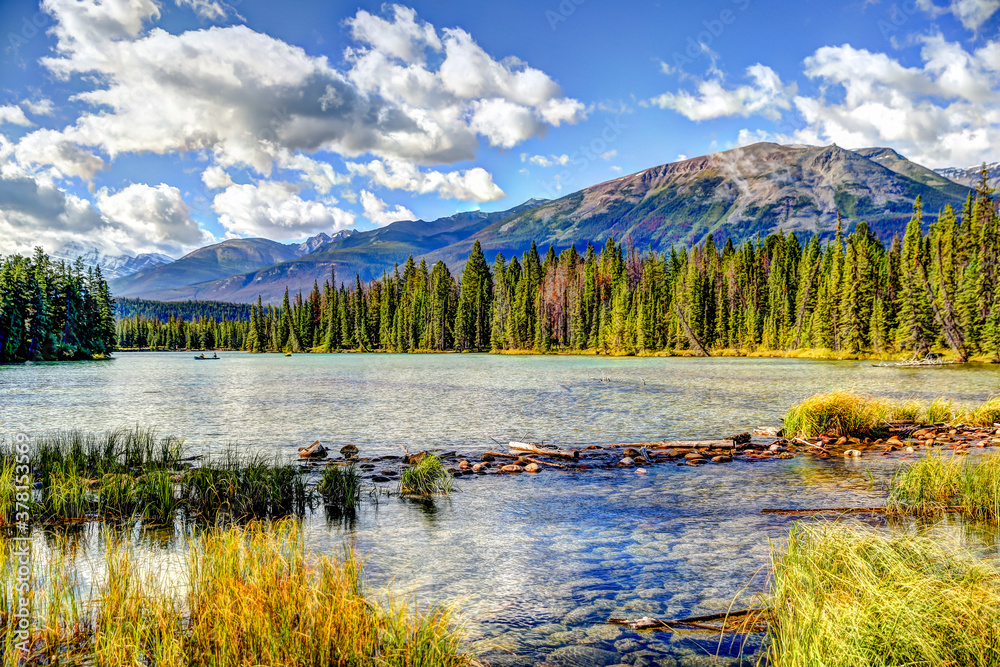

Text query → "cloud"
[522,153,570,167]
[947,0,999,30]
[201,165,234,190]
[212,180,356,239]
[14,129,105,180]
[650,64,796,121]
[278,152,351,194]
[345,4,440,62]
[655,32,1000,168]
[360,189,415,226]
[29,1,581,180]
[175,0,235,21]
[96,183,211,254]
[21,99,55,116]
[0,106,34,127]
[347,159,505,201]
[0,171,206,256]
[790,37,1000,166]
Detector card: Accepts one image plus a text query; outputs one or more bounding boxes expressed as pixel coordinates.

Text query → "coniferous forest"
[111,180,1000,362]
[0,249,117,362]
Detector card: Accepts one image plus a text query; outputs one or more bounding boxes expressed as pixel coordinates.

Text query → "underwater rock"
[502,464,524,473]
[525,463,541,473]
[618,457,635,466]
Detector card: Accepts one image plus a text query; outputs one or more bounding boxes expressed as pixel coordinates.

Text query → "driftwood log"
[608,608,767,632]
[761,507,890,516]
[508,442,579,459]
[646,439,735,450]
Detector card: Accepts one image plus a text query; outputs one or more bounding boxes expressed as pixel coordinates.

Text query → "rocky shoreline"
[297,422,1000,484]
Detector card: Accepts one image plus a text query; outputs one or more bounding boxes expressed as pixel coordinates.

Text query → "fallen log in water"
[793,437,831,454]
[646,439,735,450]
[762,506,967,516]
[608,608,767,632]
[509,442,579,459]
[761,507,890,516]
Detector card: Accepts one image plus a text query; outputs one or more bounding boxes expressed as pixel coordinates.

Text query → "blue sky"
[0,0,998,258]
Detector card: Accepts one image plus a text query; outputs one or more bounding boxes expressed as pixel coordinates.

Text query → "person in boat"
[212,352,218,358]
[198,354,206,359]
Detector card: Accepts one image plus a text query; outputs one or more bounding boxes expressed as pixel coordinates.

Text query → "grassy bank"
[762,522,1000,667]
[889,452,1000,522]
[1,520,472,666]
[783,392,1000,438]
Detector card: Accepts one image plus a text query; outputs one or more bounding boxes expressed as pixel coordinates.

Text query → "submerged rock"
[525,463,541,473]
[711,455,732,463]
[618,457,635,466]
[635,468,648,475]
[753,426,782,437]
[502,464,524,473]
[844,449,862,457]
[548,645,620,667]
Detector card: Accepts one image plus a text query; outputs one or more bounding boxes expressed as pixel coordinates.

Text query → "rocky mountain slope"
[112,143,973,303]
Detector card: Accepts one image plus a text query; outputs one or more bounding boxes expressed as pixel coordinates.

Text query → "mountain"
[124,199,548,303]
[112,143,973,304]
[53,242,173,279]
[110,235,327,297]
[424,143,970,269]
[935,163,1000,191]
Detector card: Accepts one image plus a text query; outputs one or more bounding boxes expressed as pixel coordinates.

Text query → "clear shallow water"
[3,353,1000,666]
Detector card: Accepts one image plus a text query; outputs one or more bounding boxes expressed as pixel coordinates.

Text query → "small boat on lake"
[194,354,220,360]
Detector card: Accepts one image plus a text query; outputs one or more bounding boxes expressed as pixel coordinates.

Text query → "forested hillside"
[0,249,117,362]
[114,174,999,361]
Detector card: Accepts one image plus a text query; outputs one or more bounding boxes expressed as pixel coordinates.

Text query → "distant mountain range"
[54,242,173,279]
[104,142,988,304]
[934,163,1000,191]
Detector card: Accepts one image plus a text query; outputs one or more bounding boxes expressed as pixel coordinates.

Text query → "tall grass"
[0,521,473,666]
[762,522,1000,667]
[889,453,1000,522]
[784,392,1000,438]
[178,451,311,522]
[965,396,1000,427]
[783,392,894,438]
[400,455,453,496]
[33,426,185,479]
[317,464,362,514]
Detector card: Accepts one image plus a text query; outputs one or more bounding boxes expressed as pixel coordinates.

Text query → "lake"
[3,353,999,666]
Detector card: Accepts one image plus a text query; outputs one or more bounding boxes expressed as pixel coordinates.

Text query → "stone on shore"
[298,441,328,458]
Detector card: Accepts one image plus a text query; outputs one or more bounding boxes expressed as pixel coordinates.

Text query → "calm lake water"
[3,353,1000,666]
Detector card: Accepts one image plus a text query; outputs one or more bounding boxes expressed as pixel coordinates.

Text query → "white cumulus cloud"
[212,181,356,239]
[360,190,415,226]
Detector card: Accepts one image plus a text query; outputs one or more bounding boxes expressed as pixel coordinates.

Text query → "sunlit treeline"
[0,249,116,362]
[115,175,999,360]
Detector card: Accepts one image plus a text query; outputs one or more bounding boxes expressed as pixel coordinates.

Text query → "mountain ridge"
[110,143,978,304]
